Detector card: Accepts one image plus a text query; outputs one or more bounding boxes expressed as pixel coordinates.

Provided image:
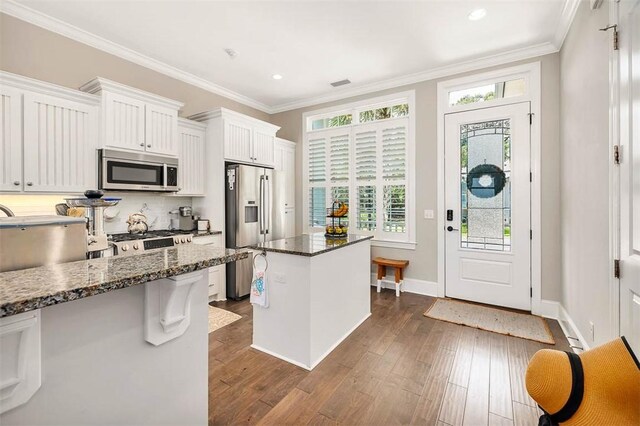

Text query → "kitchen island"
[0,245,247,425]
[251,233,372,370]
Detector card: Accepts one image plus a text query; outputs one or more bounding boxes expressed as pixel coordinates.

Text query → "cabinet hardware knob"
[26,182,33,186]
[147,144,151,148]
[13,181,20,186]
[139,143,144,147]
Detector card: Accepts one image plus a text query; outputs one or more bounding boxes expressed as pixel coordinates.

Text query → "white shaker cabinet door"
[145,103,178,156]
[177,124,205,196]
[284,208,295,238]
[223,119,253,163]
[103,92,146,152]
[0,87,23,192]
[22,92,97,192]
[253,128,275,167]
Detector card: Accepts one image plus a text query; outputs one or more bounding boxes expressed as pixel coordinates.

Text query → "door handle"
[447,226,459,232]
[259,176,265,234]
[264,176,270,235]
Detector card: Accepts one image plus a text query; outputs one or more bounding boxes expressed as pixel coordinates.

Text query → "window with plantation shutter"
[304,92,414,247]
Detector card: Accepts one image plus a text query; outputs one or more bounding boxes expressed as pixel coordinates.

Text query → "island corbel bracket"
[0,310,42,414]
[144,270,204,346]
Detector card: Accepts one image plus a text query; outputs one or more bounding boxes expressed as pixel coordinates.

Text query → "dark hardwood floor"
[209,289,569,426]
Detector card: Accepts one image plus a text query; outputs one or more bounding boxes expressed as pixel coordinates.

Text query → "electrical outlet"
[589,321,595,342]
[423,209,434,219]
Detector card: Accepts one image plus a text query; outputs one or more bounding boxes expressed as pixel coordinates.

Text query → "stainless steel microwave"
[98,149,179,192]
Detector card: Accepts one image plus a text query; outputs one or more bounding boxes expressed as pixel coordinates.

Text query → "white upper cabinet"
[103,92,145,152]
[253,127,275,166]
[0,86,23,192]
[223,119,253,162]
[177,118,206,196]
[23,93,97,192]
[0,71,99,194]
[145,104,178,156]
[195,108,279,167]
[275,138,296,209]
[81,78,183,156]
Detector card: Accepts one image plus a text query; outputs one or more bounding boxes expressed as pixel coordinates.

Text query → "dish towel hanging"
[250,253,268,308]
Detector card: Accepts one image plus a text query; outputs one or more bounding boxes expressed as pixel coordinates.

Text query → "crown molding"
[553,0,582,49]
[177,117,208,131]
[0,0,272,114]
[80,77,184,109]
[268,42,558,113]
[188,107,281,131]
[0,70,100,104]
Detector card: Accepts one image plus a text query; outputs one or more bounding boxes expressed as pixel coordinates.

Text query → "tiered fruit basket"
[325,201,349,239]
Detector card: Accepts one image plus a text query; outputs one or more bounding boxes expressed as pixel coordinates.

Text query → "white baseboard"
[370,273,438,297]
[251,312,372,371]
[558,304,590,353]
[250,344,312,371]
[309,312,371,369]
[534,299,560,319]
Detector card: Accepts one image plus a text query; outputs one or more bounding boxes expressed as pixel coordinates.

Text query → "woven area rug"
[424,299,555,344]
[208,306,242,333]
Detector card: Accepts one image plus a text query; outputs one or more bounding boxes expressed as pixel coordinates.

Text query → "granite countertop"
[252,233,373,257]
[0,245,247,318]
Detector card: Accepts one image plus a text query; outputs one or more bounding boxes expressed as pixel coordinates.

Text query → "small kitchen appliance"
[65,196,121,258]
[178,206,194,231]
[98,148,179,192]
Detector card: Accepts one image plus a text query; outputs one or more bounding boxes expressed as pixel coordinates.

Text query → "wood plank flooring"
[209,290,569,426]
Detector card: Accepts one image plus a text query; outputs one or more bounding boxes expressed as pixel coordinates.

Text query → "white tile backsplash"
[0,193,195,234]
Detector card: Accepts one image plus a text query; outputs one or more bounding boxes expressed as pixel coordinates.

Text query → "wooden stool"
[372,257,410,297]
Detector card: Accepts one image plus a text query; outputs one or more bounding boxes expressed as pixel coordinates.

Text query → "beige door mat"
[208,306,242,333]
[424,298,555,344]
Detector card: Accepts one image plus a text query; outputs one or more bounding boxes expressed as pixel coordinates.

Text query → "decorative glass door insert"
[460,119,511,251]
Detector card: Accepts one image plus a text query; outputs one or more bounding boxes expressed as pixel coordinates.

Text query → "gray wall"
[271,55,562,301]
[559,1,613,346]
[0,13,269,121]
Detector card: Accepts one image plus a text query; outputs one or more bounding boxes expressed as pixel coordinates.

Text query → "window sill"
[370,239,417,250]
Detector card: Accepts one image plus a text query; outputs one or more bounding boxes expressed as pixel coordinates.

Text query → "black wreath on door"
[466,164,506,198]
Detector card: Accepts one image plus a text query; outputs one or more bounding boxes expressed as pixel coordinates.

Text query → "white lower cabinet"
[208,267,223,297]
[192,234,226,300]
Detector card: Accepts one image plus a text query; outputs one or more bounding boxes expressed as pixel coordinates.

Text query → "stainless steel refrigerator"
[225,163,285,300]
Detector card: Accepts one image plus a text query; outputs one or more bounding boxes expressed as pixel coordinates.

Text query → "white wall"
[559,1,613,346]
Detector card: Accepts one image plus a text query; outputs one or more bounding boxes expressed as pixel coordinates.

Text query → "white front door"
[618,0,640,355]
[445,103,531,310]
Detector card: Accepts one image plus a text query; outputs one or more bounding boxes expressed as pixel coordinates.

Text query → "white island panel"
[252,234,372,370]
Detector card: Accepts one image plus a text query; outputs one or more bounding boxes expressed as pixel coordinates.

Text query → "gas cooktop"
[109,229,194,243]
[109,229,195,256]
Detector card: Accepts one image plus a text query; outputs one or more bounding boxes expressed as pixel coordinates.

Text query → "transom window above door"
[303,92,416,248]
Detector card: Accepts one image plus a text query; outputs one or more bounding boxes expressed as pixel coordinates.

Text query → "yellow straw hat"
[525,336,640,426]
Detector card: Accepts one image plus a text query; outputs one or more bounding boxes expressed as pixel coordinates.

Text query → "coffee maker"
[178,206,194,231]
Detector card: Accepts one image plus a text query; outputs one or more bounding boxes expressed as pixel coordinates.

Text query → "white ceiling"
[4,0,576,113]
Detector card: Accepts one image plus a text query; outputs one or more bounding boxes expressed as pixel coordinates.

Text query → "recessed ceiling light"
[272,74,283,80]
[468,8,487,21]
